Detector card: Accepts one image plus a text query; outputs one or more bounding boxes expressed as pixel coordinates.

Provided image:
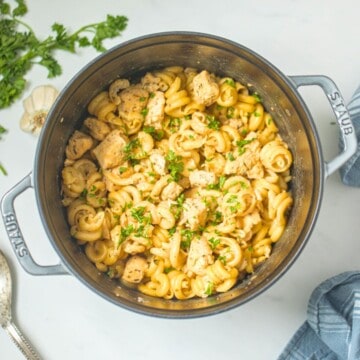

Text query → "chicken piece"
[121,255,148,284]
[149,152,167,175]
[141,72,167,92]
[92,129,129,170]
[161,182,183,201]
[65,130,94,160]
[144,91,165,129]
[83,117,111,141]
[186,237,214,276]
[189,170,217,188]
[192,70,220,106]
[179,198,207,231]
[109,78,130,105]
[118,85,149,120]
[224,136,264,179]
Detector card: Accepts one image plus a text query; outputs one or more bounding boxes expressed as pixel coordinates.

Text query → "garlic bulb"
[20,85,59,135]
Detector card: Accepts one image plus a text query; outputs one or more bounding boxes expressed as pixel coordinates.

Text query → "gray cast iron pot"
[1,32,357,318]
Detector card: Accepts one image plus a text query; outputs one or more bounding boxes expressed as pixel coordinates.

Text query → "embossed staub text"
[3,213,28,257]
[329,91,354,135]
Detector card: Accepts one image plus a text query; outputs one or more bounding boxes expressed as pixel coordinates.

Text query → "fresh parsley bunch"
[0,0,128,109]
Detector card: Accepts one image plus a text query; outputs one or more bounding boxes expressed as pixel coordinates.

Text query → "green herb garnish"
[236,138,255,155]
[227,152,235,161]
[119,166,128,174]
[226,107,235,119]
[165,150,184,182]
[143,126,164,141]
[130,206,149,223]
[224,79,236,88]
[124,138,141,165]
[173,193,185,220]
[206,115,221,130]
[218,255,227,265]
[180,229,196,250]
[140,108,149,117]
[79,188,88,199]
[206,175,226,191]
[164,266,175,274]
[208,237,221,250]
[118,224,134,247]
[205,282,214,296]
[252,92,262,103]
[167,117,182,133]
[0,0,128,109]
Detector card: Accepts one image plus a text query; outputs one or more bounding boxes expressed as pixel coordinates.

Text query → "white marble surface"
[0,0,360,359]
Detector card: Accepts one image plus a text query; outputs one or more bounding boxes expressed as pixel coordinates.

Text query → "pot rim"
[34,31,325,318]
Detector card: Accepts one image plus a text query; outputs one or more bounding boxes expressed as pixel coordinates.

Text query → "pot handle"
[1,172,69,276]
[289,75,357,178]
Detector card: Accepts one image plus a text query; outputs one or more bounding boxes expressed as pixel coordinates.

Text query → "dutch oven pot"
[1,32,357,318]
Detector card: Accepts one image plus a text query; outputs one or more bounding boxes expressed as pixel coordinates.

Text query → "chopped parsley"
[131,206,150,224]
[123,138,143,165]
[206,115,221,130]
[226,194,242,213]
[167,117,182,133]
[142,125,165,141]
[210,210,223,225]
[206,175,226,190]
[208,237,221,250]
[140,108,149,116]
[118,224,134,247]
[227,152,235,161]
[79,188,88,199]
[180,229,196,250]
[252,92,262,103]
[124,138,140,154]
[173,193,185,220]
[218,255,227,265]
[165,150,184,182]
[224,78,236,88]
[164,266,175,274]
[226,107,235,119]
[236,138,255,155]
[87,185,97,197]
[119,166,128,174]
[205,282,214,296]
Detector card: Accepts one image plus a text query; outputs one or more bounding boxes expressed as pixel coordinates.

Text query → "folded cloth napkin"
[278,271,360,360]
[339,85,360,186]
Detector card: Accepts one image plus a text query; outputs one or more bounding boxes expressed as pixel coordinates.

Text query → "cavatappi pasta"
[61,66,293,299]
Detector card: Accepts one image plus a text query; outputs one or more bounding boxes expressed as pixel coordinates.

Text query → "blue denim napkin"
[278,271,360,360]
[339,85,360,186]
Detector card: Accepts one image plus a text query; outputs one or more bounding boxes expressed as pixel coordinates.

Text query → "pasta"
[61,66,293,299]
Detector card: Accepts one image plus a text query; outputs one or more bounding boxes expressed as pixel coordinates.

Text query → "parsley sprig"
[0,0,128,109]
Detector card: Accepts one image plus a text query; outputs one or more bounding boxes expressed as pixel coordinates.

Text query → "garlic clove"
[20,85,59,136]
